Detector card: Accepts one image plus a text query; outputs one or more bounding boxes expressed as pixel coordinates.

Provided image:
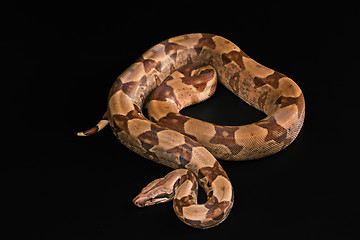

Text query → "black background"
[8,2,358,239]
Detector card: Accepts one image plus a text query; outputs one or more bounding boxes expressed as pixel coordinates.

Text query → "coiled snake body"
[77,33,305,228]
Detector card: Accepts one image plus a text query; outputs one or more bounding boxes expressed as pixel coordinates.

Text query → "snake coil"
[78,33,305,228]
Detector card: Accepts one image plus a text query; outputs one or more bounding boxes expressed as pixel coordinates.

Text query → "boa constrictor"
[77,33,305,229]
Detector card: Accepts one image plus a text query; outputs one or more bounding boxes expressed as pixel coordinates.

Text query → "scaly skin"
[77,33,305,228]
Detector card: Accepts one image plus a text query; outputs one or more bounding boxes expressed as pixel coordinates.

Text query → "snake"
[77,33,305,229]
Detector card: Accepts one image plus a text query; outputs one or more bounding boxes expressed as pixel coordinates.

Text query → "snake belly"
[77,33,305,229]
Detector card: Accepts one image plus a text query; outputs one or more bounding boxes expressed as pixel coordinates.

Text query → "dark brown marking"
[157,113,200,143]
[161,40,186,61]
[181,72,214,93]
[82,126,99,136]
[173,198,183,216]
[229,72,241,93]
[148,83,182,109]
[122,81,138,96]
[112,106,143,134]
[253,71,285,89]
[157,113,189,135]
[198,68,214,77]
[194,33,216,55]
[138,130,159,151]
[275,93,305,118]
[150,123,165,133]
[177,64,195,76]
[177,63,204,76]
[173,195,194,216]
[183,218,203,228]
[108,76,143,101]
[166,139,193,166]
[198,162,228,185]
[143,59,162,73]
[138,75,148,87]
[112,114,130,134]
[149,84,175,102]
[205,196,231,220]
[256,116,287,143]
[135,56,161,73]
[209,126,244,155]
[221,50,248,69]
[179,170,196,185]
[136,75,154,104]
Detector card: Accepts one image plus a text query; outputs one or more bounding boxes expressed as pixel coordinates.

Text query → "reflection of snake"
[77,33,305,228]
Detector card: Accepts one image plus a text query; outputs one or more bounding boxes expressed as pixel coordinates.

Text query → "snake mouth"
[133,193,174,207]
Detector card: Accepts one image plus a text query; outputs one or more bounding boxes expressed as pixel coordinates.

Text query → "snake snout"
[133,178,175,207]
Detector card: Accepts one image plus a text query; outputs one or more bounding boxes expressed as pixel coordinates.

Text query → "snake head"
[133,177,175,207]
